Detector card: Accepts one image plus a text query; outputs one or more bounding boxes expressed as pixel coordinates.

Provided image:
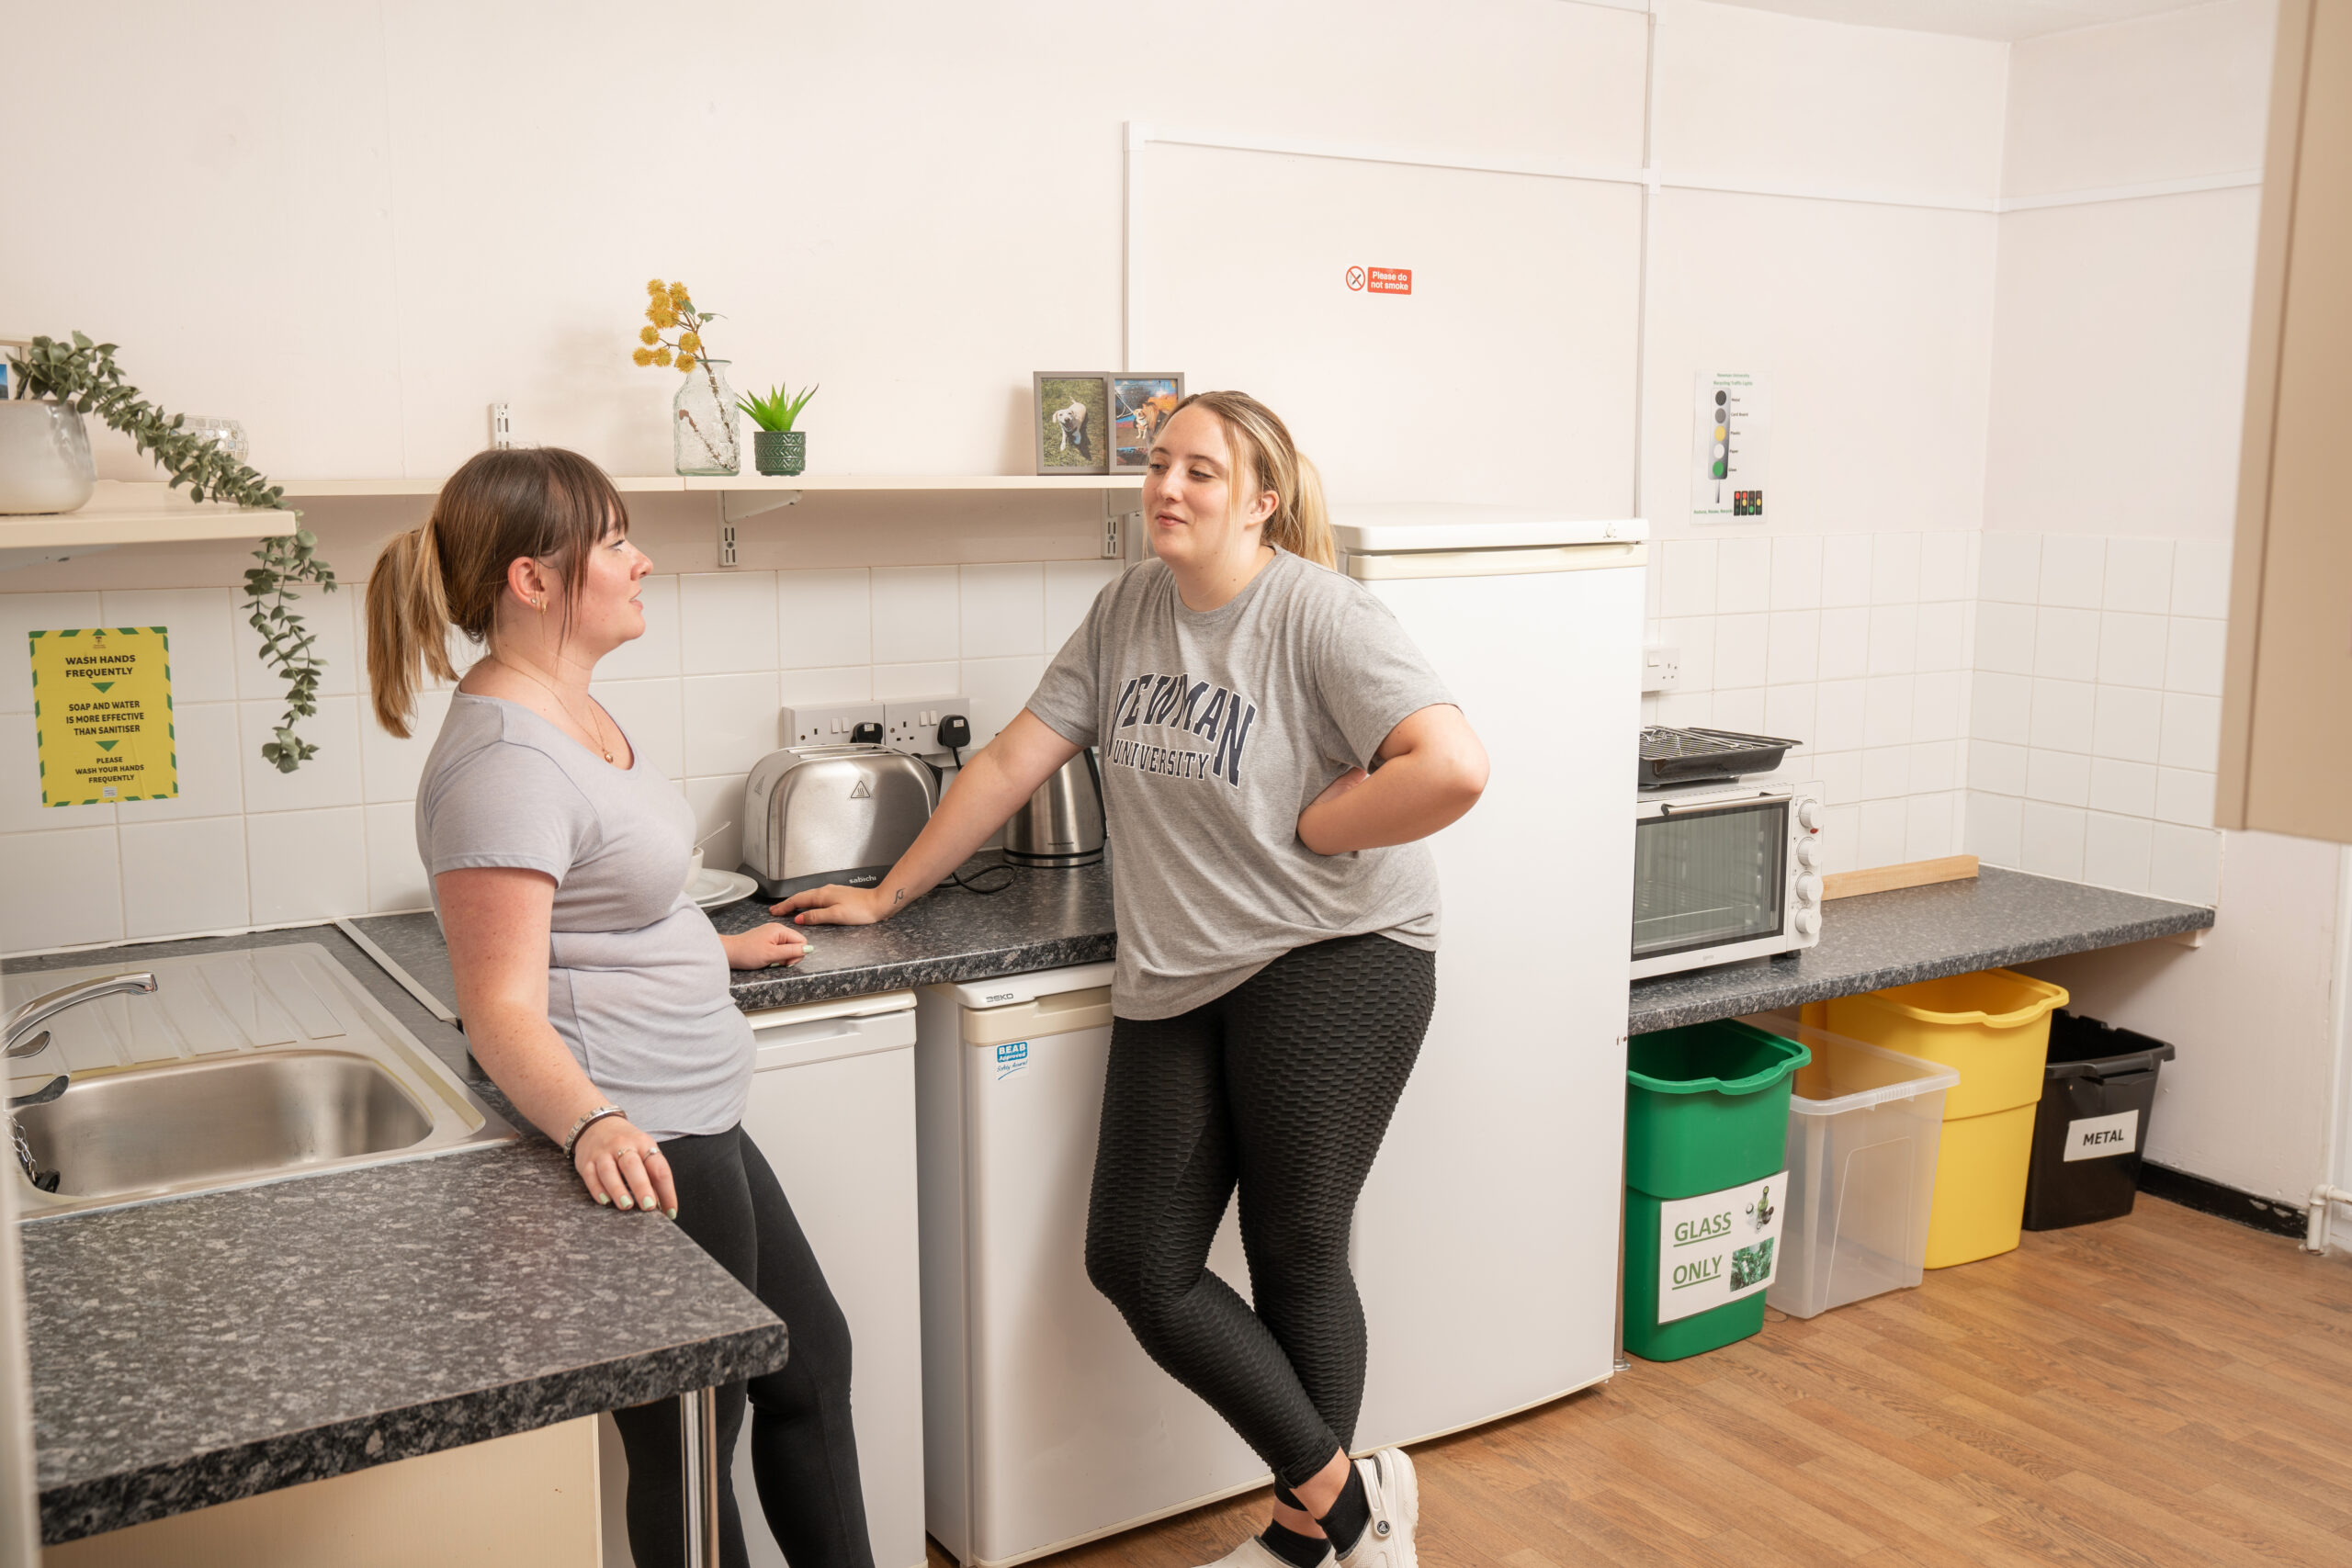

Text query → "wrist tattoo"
[892,889,906,906]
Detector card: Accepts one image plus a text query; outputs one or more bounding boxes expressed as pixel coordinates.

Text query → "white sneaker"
[1201,1535,1330,1566]
[1335,1448,1419,1568]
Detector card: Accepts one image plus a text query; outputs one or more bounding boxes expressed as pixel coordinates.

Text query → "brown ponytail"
[1169,389,1336,570]
[365,447,628,739]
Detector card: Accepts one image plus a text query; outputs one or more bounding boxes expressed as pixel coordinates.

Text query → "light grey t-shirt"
[1026,548,1454,1020]
[415,694,752,1139]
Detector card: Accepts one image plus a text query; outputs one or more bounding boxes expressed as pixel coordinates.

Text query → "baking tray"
[1638,726,1801,784]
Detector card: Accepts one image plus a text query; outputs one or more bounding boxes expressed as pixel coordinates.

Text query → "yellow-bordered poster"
[28,626,178,807]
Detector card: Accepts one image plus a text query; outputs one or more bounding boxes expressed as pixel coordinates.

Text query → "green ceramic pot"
[754,429,807,477]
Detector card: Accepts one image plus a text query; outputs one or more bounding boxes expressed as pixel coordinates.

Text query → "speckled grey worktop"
[1627,866,2214,1033]
[1,925,788,1544]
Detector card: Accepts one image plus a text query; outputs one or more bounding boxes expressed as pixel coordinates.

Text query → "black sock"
[1317,1464,1372,1558]
[1260,1518,1329,1567]
[1272,1481,1306,1513]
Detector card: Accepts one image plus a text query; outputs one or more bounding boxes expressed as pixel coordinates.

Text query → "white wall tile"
[1818,804,1862,873]
[2082,812,2154,894]
[1766,612,1819,685]
[1770,536,1823,610]
[101,588,241,705]
[1859,800,1910,868]
[1764,683,1815,742]
[1044,561,1120,653]
[121,816,250,937]
[1863,675,1913,748]
[597,573,681,681]
[1912,670,1963,741]
[1661,539,1718,617]
[2026,748,2091,807]
[2087,758,2157,818]
[239,695,365,813]
[1975,602,2036,675]
[1970,739,2028,795]
[2149,823,2222,905]
[1817,608,1870,681]
[1906,792,1959,860]
[1867,606,1917,676]
[960,656,1048,750]
[778,666,871,705]
[1712,686,1764,733]
[2028,679,2096,752]
[2091,685,2163,763]
[360,687,450,805]
[1644,559,1664,624]
[0,824,123,953]
[682,775,750,879]
[236,582,359,698]
[1713,614,1770,688]
[1971,672,2032,746]
[1915,602,1966,671]
[0,592,103,713]
[590,678,686,779]
[1977,533,2041,605]
[683,671,783,777]
[0,713,100,834]
[2158,692,2222,772]
[1910,740,1959,794]
[2018,801,2087,880]
[2102,537,2174,614]
[1657,691,1713,727]
[679,571,780,674]
[1861,747,1912,800]
[873,661,960,701]
[1815,681,1868,752]
[1820,536,1872,608]
[1917,534,1969,602]
[1659,617,1717,691]
[2164,616,2226,696]
[2096,613,2168,689]
[116,703,244,825]
[2038,534,2106,609]
[363,801,431,914]
[2169,539,2232,618]
[247,806,368,925]
[1966,791,2023,867]
[777,569,872,669]
[2154,767,2217,827]
[1809,751,1861,807]
[872,567,960,663]
[2031,607,2099,682]
[959,563,1046,659]
[1715,537,1772,615]
[1871,534,1921,605]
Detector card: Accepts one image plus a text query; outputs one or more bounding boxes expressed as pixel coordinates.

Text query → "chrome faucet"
[6,972,158,1061]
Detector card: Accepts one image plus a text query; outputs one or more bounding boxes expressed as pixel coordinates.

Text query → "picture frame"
[1033,373,1110,474]
[1109,373,1185,474]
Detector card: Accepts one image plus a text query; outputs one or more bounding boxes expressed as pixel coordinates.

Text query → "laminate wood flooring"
[924,1196,2352,1566]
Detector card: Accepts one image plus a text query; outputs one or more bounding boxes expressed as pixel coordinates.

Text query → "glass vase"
[672,358,741,477]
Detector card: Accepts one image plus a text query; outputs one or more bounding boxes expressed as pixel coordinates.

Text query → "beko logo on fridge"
[996,1041,1029,1079]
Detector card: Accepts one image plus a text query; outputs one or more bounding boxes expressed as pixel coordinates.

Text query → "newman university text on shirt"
[1025,549,1455,1020]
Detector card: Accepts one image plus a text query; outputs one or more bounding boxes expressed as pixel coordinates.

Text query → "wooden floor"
[927,1196,2352,1567]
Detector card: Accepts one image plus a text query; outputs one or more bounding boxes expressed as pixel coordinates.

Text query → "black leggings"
[608,1125,875,1568]
[1084,932,1436,1489]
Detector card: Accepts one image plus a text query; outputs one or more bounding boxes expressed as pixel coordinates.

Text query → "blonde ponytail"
[1170,389,1336,570]
[366,524,457,739]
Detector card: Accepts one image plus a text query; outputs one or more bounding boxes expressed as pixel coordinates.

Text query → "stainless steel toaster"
[740,744,938,899]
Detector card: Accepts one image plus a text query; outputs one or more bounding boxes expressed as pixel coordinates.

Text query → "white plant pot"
[0,401,96,514]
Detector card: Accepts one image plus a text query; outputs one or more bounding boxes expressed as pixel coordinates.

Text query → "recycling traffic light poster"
[1691,369,1771,522]
[28,626,178,807]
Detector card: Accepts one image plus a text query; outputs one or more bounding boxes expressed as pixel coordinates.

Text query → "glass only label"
[2063,1109,2141,1161]
[1657,1170,1787,1325]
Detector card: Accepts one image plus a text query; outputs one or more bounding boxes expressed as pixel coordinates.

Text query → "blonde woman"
[366,447,874,1568]
[781,391,1487,1568]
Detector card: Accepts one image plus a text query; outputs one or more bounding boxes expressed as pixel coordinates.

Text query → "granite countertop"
[1628,865,2215,1033]
[1,925,789,1544]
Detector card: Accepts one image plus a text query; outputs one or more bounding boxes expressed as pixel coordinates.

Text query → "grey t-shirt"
[415,694,752,1139]
[1026,548,1454,1020]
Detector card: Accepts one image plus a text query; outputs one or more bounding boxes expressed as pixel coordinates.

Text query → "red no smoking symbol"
[1345,266,1365,290]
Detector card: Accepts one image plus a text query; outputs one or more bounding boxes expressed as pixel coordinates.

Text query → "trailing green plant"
[738,380,820,433]
[7,332,339,773]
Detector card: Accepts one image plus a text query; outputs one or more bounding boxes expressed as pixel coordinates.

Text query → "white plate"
[689,869,758,910]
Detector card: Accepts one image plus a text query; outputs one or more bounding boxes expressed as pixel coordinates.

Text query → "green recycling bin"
[1623,1020,1810,1361]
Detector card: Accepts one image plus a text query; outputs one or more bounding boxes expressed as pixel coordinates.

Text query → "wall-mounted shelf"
[272,473,1141,498]
[0,481,300,569]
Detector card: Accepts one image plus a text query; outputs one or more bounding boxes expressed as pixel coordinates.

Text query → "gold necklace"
[492,655,616,763]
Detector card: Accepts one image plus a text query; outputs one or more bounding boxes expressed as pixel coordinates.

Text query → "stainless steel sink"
[2,944,516,1220]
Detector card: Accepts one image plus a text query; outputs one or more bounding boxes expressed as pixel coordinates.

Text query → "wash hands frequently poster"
[1691,370,1770,521]
[28,626,178,806]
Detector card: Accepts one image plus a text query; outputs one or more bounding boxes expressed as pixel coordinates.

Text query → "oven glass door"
[1633,799,1790,962]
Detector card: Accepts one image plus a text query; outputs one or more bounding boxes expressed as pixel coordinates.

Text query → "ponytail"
[1283,452,1335,571]
[366,523,457,739]
[1168,389,1336,570]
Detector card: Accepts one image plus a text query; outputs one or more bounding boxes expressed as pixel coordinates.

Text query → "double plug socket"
[781,696,970,757]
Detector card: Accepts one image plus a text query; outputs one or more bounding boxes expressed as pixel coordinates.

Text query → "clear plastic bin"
[1742,1013,1961,1319]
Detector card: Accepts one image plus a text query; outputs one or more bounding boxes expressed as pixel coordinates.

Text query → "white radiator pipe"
[2306,1185,2352,1254]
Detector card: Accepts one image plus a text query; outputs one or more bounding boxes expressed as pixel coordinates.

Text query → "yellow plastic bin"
[1815,968,2069,1269]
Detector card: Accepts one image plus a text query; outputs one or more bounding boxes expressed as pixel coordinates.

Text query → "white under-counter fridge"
[600,989,927,1568]
[920,507,1645,1566]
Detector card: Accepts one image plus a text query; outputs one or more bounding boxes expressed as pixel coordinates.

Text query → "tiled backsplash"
[1960,532,2231,904]
[0,560,1122,954]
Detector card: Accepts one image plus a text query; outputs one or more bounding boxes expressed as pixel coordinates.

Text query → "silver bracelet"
[562,1103,628,1162]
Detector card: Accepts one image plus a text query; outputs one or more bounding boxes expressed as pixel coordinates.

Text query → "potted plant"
[738,382,820,477]
[634,279,740,476]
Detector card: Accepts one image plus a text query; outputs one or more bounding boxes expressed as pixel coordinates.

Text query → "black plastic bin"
[2021,1010,2177,1231]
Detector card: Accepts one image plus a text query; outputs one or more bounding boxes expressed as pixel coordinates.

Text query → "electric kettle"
[1003,750,1105,867]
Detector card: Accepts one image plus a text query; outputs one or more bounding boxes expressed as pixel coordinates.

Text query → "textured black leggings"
[608,1125,875,1568]
[1084,931,1436,1489]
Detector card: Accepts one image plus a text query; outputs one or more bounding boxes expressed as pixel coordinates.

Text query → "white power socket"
[1642,642,1682,694]
[781,702,886,748]
[885,694,969,755]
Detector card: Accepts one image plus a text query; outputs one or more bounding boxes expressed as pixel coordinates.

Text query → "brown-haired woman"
[368,447,875,1568]
[782,392,1486,1568]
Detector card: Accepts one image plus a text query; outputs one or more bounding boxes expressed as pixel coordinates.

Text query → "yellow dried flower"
[678,332,701,353]
[675,352,697,372]
[650,308,678,329]
[651,346,673,367]
[632,346,655,367]
[647,277,667,297]
[639,325,660,345]
[668,282,690,307]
